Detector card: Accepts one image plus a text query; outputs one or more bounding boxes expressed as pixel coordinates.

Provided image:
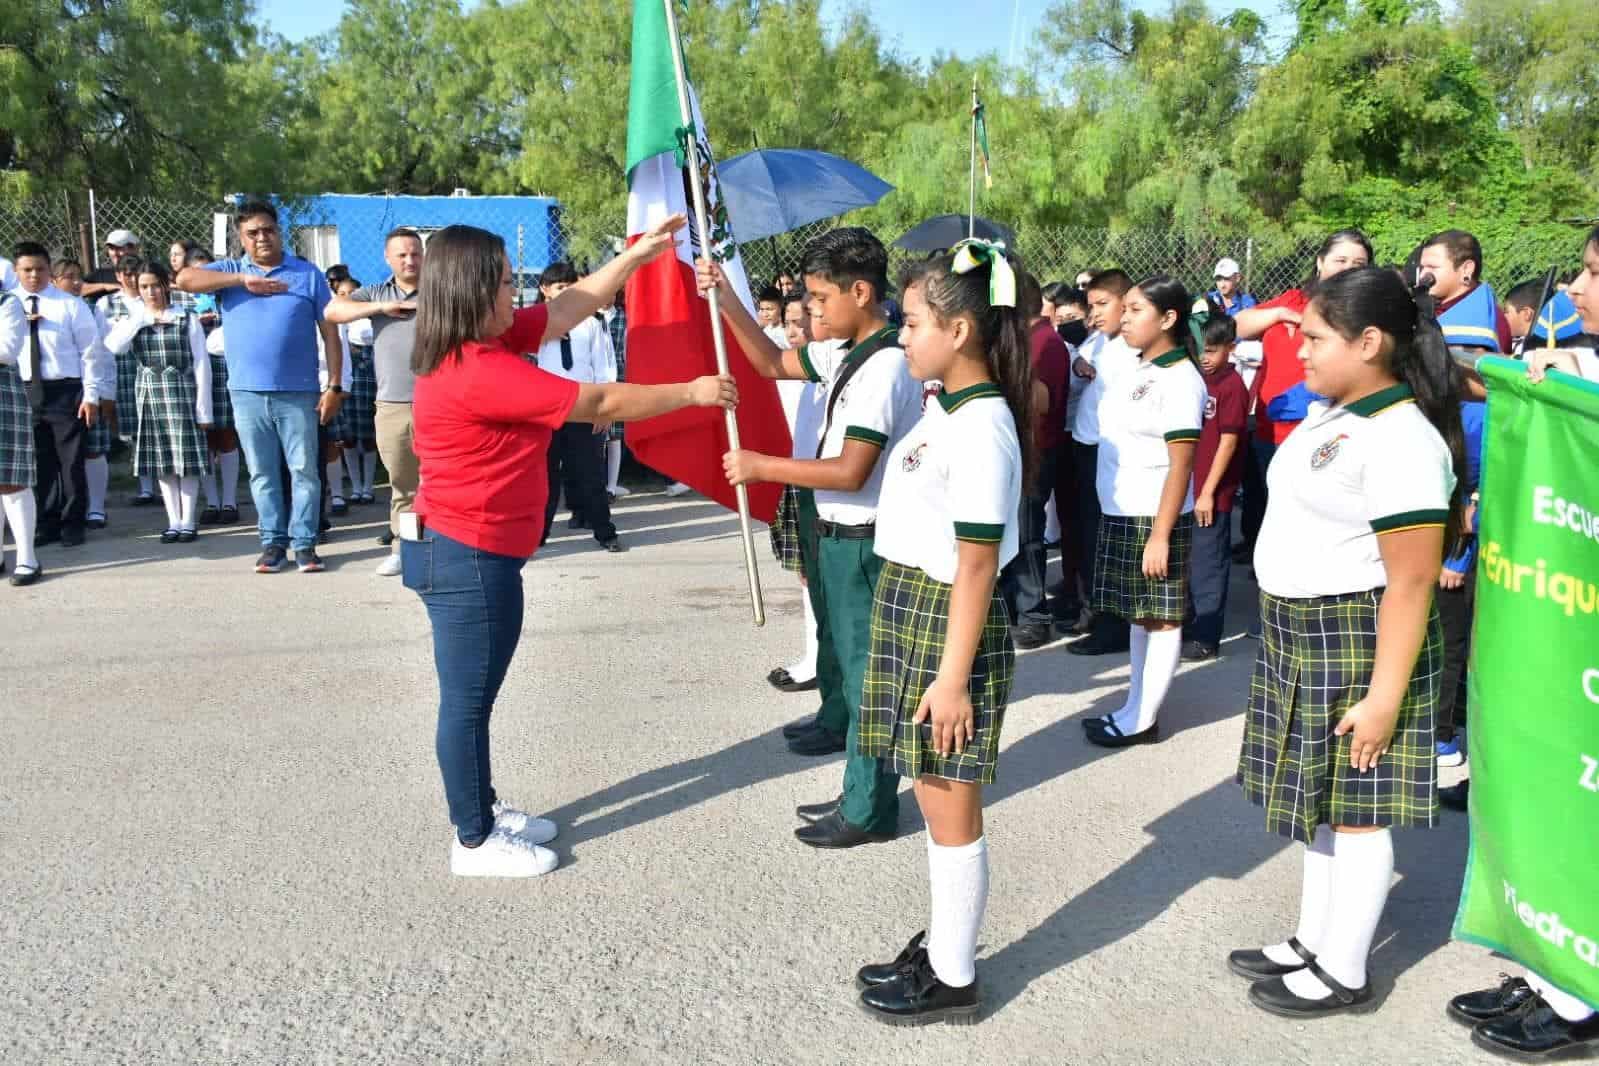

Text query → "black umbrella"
[894,214,1015,253]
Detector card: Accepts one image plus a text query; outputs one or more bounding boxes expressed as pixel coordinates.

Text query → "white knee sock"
[178,477,199,531]
[200,464,220,508]
[786,587,819,681]
[139,472,155,498]
[926,836,988,989]
[218,450,240,508]
[1045,493,1061,545]
[1111,625,1180,734]
[1284,828,1393,998]
[361,448,377,494]
[85,455,109,515]
[1528,971,1598,1023]
[1264,825,1336,965]
[1,491,37,570]
[326,458,344,500]
[158,475,182,529]
[1108,624,1148,726]
[606,439,623,492]
[342,447,362,493]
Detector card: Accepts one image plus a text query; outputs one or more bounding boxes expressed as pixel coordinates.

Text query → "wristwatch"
[326,385,344,394]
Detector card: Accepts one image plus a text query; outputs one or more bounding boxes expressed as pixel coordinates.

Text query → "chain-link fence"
[2,192,1588,305]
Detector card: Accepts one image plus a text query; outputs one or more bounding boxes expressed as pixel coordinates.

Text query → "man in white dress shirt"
[12,242,111,548]
[534,262,622,552]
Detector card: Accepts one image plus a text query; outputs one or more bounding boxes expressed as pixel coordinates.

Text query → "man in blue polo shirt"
[175,199,344,573]
[1206,258,1258,316]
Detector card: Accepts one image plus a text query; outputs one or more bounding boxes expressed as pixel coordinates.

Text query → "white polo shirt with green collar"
[1095,348,1208,517]
[1255,383,1456,599]
[796,327,924,527]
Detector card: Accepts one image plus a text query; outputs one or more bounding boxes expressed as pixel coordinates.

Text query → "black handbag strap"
[814,327,899,459]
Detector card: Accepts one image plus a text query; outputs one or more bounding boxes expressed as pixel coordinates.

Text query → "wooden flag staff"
[661,0,766,627]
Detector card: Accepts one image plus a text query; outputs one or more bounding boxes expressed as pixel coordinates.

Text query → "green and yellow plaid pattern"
[1090,513,1194,624]
[768,484,804,573]
[860,561,1016,784]
[1237,589,1442,843]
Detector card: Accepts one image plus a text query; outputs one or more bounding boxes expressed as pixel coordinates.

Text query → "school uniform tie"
[23,295,44,409]
[560,335,574,372]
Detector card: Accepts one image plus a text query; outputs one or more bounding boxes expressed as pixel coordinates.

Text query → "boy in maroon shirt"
[1184,310,1248,660]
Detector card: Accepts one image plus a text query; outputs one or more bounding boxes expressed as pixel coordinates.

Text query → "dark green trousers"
[815,527,900,834]
[797,490,849,736]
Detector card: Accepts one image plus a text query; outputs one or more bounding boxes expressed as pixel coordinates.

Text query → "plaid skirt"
[85,411,113,456]
[769,484,804,573]
[0,365,35,487]
[115,350,139,433]
[346,347,377,446]
[134,368,211,478]
[1090,513,1194,623]
[1236,589,1442,843]
[208,352,233,431]
[860,561,1016,784]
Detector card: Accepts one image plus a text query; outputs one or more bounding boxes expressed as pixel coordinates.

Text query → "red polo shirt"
[1252,288,1310,445]
[1029,318,1070,450]
[412,305,581,557]
[1194,363,1248,511]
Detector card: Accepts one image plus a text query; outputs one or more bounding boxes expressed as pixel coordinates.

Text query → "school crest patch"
[1204,395,1218,420]
[1130,381,1153,401]
[901,442,928,473]
[1310,433,1349,470]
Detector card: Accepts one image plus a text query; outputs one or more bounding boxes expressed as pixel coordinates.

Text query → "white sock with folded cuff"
[926,835,988,989]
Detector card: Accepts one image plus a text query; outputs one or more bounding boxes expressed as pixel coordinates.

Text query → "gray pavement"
[2,490,1502,1065]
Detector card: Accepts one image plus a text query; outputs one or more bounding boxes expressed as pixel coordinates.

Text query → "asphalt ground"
[1,488,1500,1065]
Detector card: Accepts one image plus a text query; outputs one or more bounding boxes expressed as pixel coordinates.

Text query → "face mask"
[1058,320,1089,347]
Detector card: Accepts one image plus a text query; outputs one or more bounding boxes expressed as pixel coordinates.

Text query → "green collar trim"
[1345,383,1415,417]
[841,324,897,364]
[1148,348,1187,368]
[937,381,1003,413]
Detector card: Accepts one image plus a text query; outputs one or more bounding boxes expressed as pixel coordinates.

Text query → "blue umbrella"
[719,148,894,243]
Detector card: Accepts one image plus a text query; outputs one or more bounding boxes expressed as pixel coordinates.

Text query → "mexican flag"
[621,0,790,523]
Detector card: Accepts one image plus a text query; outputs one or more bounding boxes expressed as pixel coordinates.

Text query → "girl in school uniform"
[1083,275,1209,748]
[103,263,214,543]
[852,240,1030,1025]
[182,247,241,526]
[1227,266,1463,1017]
[330,273,380,506]
[0,292,42,585]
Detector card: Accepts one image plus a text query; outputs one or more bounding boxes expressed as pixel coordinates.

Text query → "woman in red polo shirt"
[404,220,737,879]
[1233,229,1373,553]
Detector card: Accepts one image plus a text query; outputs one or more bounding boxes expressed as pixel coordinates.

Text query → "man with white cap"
[81,230,143,300]
[1206,258,1258,317]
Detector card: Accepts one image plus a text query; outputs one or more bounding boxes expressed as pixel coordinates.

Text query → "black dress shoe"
[796,795,841,824]
[1248,963,1376,1018]
[1439,779,1470,812]
[1228,938,1314,981]
[768,666,795,689]
[60,527,85,547]
[782,713,822,740]
[1067,631,1129,656]
[160,529,181,544]
[1472,997,1599,1061]
[1085,719,1160,748]
[1080,713,1113,731]
[787,726,846,756]
[767,667,818,693]
[1012,623,1052,650]
[85,513,107,530]
[858,931,926,988]
[221,506,240,525]
[794,811,893,849]
[9,564,42,587]
[177,530,198,543]
[131,493,156,507]
[602,537,624,553]
[34,529,60,547]
[859,950,980,1025]
[1181,640,1219,662]
[568,517,589,530]
[1448,976,1535,1027]
[199,507,220,525]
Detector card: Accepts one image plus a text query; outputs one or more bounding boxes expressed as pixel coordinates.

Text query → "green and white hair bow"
[950,238,1017,308]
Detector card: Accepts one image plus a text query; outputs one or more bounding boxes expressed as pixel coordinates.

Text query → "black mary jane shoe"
[1228,937,1315,981]
[1472,996,1599,1062]
[9,564,43,587]
[1080,713,1114,732]
[220,506,240,525]
[177,530,198,544]
[787,726,846,757]
[1248,959,1376,1018]
[781,713,822,740]
[160,529,182,544]
[859,950,980,1026]
[795,795,841,824]
[1085,718,1160,749]
[199,507,221,525]
[793,811,893,849]
[857,931,927,989]
[1449,975,1536,1027]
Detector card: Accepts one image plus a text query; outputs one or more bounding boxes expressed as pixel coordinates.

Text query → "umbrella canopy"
[894,214,1015,253]
[719,148,893,243]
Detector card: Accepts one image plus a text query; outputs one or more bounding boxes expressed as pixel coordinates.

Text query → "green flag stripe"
[626,0,685,180]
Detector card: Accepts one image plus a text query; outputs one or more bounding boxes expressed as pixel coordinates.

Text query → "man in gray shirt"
[325,227,421,577]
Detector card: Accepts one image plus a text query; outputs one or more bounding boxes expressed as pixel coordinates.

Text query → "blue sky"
[255,0,1291,60]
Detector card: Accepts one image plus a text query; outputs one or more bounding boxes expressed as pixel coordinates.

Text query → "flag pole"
[661,0,766,627]
[968,75,979,240]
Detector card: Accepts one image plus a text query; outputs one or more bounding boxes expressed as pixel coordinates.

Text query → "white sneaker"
[665,482,693,497]
[608,485,632,498]
[491,801,558,845]
[375,552,403,577]
[450,823,558,878]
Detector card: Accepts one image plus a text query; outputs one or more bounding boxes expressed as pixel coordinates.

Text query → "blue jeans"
[231,390,321,551]
[402,528,528,846]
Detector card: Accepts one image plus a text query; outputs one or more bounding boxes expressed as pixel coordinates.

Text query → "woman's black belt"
[814,518,876,540]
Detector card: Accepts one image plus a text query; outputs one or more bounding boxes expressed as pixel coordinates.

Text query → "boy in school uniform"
[1184,309,1249,661]
[701,227,924,848]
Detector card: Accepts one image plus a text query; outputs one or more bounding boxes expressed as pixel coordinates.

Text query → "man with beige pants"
[325,228,422,576]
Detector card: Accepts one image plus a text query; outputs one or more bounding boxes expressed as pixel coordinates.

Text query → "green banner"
[1454,356,1599,1009]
